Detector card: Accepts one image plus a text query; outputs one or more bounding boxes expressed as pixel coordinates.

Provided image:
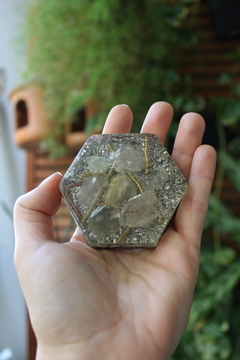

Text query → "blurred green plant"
[20,0,199,156]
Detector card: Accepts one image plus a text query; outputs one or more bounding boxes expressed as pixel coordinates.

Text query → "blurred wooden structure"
[176,2,240,99]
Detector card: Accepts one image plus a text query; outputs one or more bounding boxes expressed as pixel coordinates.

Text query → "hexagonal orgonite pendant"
[59,134,188,248]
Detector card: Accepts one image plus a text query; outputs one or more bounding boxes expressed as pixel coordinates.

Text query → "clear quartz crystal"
[86,156,112,172]
[103,174,138,205]
[120,190,159,228]
[59,133,188,248]
[76,175,105,207]
[144,170,169,190]
[113,146,145,172]
[88,205,121,238]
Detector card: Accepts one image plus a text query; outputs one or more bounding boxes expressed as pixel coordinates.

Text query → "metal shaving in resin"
[59,134,188,248]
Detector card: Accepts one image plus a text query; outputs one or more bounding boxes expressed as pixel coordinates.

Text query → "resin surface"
[59,134,188,248]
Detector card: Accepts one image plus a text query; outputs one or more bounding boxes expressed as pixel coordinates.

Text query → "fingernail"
[39,172,62,187]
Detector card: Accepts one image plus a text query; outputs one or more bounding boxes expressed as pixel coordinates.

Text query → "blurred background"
[0,1,27,359]
[1,0,240,359]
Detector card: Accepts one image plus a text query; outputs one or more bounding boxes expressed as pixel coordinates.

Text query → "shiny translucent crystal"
[120,190,159,228]
[88,205,121,238]
[76,175,105,207]
[59,133,188,248]
[103,174,139,204]
[113,146,146,172]
[86,156,112,172]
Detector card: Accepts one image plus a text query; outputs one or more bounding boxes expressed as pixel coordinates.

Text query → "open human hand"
[14,102,216,360]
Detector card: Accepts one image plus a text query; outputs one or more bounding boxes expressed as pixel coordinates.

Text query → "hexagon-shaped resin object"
[59,134,188,248]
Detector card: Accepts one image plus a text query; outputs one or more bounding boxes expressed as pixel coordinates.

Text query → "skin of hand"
[14,102,216,360]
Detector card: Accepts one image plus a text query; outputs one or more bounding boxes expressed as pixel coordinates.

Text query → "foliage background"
[21,0,202,156]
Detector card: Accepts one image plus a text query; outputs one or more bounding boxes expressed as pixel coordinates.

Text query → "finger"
[102,104,133,134]
[175,145,216,252]
[171,113,205,180]
[70,226,86,243]
[14,172,62,259]
[141,102,174,145]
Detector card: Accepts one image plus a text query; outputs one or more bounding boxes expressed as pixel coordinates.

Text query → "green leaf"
[219,152,240,193]
[219,336,232,359]
[218,73,232,84]
[188,261,240,329]
[232,83,240,95]
[84,112,106,134]
[228,136,240,156]
[205,193,240,240]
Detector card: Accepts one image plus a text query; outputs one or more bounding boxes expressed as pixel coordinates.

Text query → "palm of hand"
[26,226,196,359]
[14,103,216,360]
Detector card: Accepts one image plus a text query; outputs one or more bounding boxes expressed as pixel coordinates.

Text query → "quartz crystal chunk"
[113,146,145,172]
[88,205,121,238]
[120,190,159,228]
[59,133,188,248]
[144,170,169,190]
[76,175,105,207]
[103,174,138,205]
[85,156,112,173]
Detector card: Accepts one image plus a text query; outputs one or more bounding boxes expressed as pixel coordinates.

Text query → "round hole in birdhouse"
[16,100,28,129]
[71,108,86,132]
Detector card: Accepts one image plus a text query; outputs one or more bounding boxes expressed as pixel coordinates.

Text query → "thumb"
[14,172,63,262]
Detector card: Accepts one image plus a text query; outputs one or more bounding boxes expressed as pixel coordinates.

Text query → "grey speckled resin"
[59,134,188,248]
